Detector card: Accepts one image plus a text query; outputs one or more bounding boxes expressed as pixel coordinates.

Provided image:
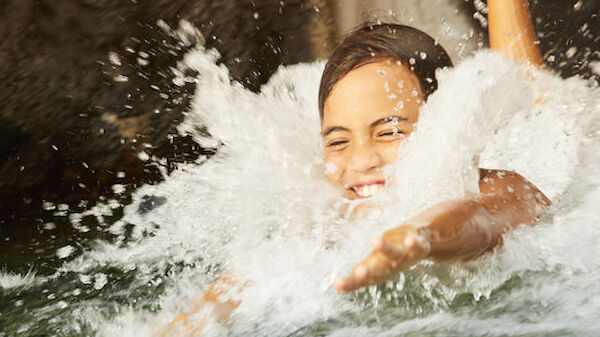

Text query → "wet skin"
[322,59,422,200]
[321,60,551,293]
[161,2,550,333]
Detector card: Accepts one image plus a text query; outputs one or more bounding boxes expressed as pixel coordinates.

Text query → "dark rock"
[0,0,336,273]
[0,0,336,222]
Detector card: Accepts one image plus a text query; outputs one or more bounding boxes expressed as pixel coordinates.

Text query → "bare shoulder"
[478,168,551,207]
[479,169,529,194]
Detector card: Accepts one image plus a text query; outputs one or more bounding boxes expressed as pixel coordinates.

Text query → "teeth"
[354,184,382,198]
[356,186,369,197]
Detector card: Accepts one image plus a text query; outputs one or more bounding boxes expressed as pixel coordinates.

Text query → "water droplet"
[138,151,150,161]
[79,274,92,285]
[565,47,577,59]
[113,75,129,82]
[42,201,56,210]
[56,245,75,259]
[112,184,126,194]
[93,273,108,290]
[108,51,121,66]
[325,163,337,174]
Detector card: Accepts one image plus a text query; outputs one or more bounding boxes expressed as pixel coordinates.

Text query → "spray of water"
[5,24,599,337]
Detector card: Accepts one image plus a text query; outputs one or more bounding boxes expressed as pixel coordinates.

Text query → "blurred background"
[0,0,598,274]
[334,0,485,59]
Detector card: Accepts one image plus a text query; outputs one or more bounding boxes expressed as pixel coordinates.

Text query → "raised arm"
[334,169,550,292]
[488,0,543,66]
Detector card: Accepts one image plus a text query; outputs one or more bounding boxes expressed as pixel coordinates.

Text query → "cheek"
[377,141,402,165]
[323,152,346,187]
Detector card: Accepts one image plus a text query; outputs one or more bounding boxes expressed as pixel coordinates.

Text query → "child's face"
[322,59,423,200]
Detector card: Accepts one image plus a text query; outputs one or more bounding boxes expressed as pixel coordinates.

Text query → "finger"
[334,264,369,293]
[378,230,431,262]
[373,236,405,260]
[376,225,418,259]
[336,251,398,293]
[405,235,416,248]
[362,251,396,281]
[404,233,431,259]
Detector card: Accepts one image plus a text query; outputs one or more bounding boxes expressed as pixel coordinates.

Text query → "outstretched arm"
[334,169,550,292]
[488,0,543,66]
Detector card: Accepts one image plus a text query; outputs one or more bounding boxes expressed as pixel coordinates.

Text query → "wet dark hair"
[318,23,453,119]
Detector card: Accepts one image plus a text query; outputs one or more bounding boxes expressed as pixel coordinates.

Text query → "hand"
[334,225,430,293]
[155,274,240,336]
[155,313,206,337]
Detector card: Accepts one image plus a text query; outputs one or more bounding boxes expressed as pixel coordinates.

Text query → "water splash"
[0,270,38,289]
[4,25,600,337]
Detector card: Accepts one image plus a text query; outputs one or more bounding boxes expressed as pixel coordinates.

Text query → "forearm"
[335,171,549,293]
[410,171,549,261]
[336,198,506,292]
[409,199,500,261]
[488,0,543,66]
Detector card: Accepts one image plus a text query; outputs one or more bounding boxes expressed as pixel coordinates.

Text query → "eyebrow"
[370,115,408,128]
[322,126,350,137]
[322,115,409,137]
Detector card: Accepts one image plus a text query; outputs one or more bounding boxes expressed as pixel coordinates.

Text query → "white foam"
[0,271,38,289]
[43,28,599,337]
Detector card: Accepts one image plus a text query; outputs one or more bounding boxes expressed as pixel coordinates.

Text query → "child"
[159,0,549,334]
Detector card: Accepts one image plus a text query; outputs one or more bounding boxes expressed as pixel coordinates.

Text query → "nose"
[347,139,383,174]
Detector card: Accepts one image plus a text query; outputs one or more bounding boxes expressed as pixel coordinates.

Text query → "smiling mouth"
[350,181,385,198]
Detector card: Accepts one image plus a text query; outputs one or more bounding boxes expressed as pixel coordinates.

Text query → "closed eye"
[327,140,349,147]
[377,130,403,137]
